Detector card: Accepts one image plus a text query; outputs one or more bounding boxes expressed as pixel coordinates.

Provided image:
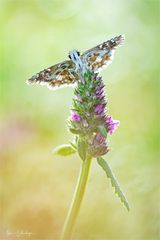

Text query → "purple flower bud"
[94,133,106,145]
[96,84,105,94]
[74,94,82,101]
[70,111,81,122]
[95,104,105,114]
[105,115,120,135]
[89,133,109,157]
[82,119,88,127]
[96,76,101,82]
[95,92,105,101]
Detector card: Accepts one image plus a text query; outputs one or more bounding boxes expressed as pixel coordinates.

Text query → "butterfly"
[27,35,125,89]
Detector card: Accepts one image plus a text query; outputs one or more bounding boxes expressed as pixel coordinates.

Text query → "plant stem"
[60,156,92,240]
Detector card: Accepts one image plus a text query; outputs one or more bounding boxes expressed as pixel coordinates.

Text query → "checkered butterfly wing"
[27,60,79,89]
[81,35,125,73]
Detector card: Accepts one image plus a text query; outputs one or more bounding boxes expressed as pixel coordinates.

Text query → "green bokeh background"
[0,0,159,239]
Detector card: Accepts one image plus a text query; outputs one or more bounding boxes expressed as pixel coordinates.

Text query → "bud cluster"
[68,70,119,158]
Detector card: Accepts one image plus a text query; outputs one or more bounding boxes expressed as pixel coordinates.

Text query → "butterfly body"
[27,35,124,89]
[68,50,83,72]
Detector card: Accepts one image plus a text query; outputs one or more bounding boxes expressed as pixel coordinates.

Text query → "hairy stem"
[60,156,92,240]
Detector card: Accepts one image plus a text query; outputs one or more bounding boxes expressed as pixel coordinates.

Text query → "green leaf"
[77,138,86,161]
[97,125,108,137]
[97,157,130,211]
[69,128,81,134]
[52,144,76,156]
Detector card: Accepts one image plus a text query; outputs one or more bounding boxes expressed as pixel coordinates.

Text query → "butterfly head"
[68,50,83,71]
[68,50,80,60]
